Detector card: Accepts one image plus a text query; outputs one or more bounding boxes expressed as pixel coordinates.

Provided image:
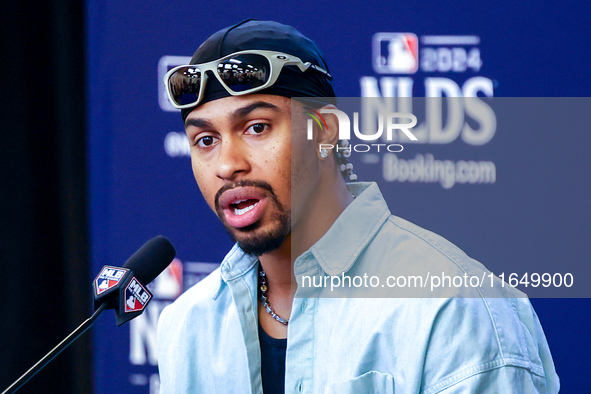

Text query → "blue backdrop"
[87,1,591,392]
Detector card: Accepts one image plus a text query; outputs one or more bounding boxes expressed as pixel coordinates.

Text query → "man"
[157,20,559,393]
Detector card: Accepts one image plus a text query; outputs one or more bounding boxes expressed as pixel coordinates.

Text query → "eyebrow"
[184,101,280,129]
[184,118,214,129]
[230,101,280,122]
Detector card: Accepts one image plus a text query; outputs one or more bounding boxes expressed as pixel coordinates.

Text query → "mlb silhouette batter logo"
[373,33,419,74]
[150,258,183,299]
[126,294,139,311]
[124,277,151,313]
[95,266,127,295]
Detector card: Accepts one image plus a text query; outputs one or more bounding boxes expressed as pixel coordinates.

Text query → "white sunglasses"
[164,50,332,109]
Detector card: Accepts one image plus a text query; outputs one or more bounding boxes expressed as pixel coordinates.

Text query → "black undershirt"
[258,324,287,394]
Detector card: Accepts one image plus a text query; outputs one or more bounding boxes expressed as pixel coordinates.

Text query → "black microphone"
[2,236,176,394]
[124,235,176,282]
[93,235,176,325]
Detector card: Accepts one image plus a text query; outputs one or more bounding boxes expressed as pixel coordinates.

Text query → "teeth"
[234,202,258,216]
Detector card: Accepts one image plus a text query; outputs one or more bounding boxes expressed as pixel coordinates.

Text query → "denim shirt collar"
[310,182,391,276]
[215,182,391,294]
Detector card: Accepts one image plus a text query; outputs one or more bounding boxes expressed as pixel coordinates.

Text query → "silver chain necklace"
[258,267,289,325]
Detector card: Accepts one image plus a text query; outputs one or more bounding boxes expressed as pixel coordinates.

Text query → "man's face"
[185,94,314,256]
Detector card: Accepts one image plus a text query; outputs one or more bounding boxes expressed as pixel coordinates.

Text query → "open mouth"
[230,199,259,216]
[218,187,269,229]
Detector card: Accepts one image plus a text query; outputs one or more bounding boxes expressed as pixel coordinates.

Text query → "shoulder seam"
[421,358,547,394]
[387,216,487,299]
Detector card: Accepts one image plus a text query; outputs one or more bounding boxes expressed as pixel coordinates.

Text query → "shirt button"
[300,301,307,312]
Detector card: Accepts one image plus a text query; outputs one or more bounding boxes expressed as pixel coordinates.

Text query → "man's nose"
[215,137,251,180]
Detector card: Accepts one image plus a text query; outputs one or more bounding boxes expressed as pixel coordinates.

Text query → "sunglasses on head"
[164,50,332,109]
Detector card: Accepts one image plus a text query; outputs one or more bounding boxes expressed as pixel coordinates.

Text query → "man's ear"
[316,104,340,146]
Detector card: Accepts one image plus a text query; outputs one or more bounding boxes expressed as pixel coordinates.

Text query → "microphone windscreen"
[122,236,176,285]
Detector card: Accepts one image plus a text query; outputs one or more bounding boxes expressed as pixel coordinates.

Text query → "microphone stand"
[2,303,107,394]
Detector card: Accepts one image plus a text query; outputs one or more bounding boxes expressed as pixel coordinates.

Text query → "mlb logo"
[373,33,419,74]
[150,258,183,299]
[124,278,152,313]
[95,266,127,295]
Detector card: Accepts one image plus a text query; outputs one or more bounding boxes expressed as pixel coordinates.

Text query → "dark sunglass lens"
[169,67,201,106]
[217,54,270,92]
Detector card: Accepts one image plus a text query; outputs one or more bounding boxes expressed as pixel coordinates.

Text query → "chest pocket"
[324,371,394,394]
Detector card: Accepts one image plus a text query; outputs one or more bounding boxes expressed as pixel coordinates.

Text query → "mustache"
[214,179,277,212]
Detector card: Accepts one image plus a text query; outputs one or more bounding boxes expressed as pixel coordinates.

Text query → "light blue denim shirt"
[157,182,559,393]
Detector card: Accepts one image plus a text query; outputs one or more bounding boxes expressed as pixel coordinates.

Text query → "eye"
[245,123,269,135]
[195,135,218,148]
